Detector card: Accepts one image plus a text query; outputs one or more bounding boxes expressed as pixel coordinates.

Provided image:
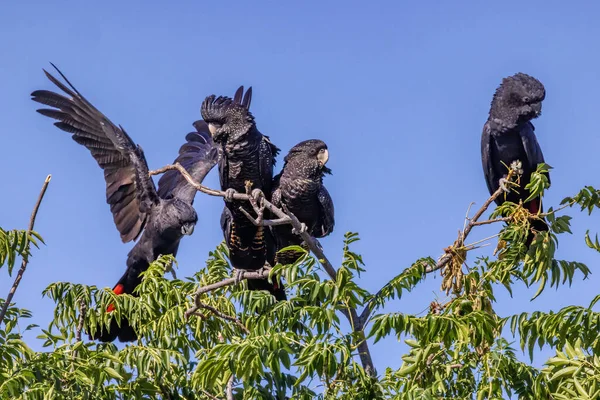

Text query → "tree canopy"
[2,164,600,399]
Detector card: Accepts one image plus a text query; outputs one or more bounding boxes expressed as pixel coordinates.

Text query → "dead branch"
[0,175,51,326]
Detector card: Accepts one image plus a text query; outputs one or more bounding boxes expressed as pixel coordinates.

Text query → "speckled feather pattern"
[202,92,279,273]
[271,140,334,265]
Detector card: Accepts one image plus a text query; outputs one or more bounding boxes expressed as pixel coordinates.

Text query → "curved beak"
[317,149,329,166]
[531,102,542,117]
[181,223,195,236]
[208,123,218,136]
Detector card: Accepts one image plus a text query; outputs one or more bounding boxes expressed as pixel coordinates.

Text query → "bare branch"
[470,217,512,227]
[0,174,51,326]
[185,269,272,318]
[428,179,508,275]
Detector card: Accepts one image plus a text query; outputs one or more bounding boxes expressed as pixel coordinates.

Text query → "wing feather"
[156,120,219,203]
[32,65,154,242]
[521,122,550,185]
[316,185,335,237]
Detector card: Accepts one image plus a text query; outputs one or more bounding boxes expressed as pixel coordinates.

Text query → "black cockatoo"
[201,87,286,301]
[31,65,218,342]
[271,139,335,265]
[481,72,550,246]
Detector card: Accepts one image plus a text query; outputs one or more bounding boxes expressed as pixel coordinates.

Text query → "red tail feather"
[113,283,125,295]
[106,283,125,312]
[527,198,540,214]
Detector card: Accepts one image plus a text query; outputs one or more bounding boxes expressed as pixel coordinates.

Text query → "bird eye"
[522,96,530,103]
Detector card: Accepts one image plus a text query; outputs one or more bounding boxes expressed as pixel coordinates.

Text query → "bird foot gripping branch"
[233,268,246,285]
[292,222,308,236]
[224,188,237,202]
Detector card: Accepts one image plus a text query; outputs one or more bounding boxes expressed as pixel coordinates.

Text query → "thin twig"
[539,199,575,216]
[0,174,51,326]
[201,390,221,400]
[463,202,475,232]
[196,300,250,334]
[470,217,512,227]
[185,269,272,318]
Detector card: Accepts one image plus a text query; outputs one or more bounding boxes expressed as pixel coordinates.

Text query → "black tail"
[247,279,287,301]
[89,270,141,343]
[524,198,548,248]
[525,217,549,248]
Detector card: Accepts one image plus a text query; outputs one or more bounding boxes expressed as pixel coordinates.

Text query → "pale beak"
[317,149,329,166]
[181,223,195,236]
[208,123,218,136]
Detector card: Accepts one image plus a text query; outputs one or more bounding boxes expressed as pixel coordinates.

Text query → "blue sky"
[2,0,600,377]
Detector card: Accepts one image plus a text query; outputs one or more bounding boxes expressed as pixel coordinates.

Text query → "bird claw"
[499,177,510,193]
[251,189,264,204]
[233,269,245,284]
[292,222,308,235]
[224,189,237,202]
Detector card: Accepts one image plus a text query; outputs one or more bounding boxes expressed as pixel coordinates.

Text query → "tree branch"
[200,390,221,400]
[76,300,87,343]
[358,177,510,328]
[469,217,512,227]
[0,174,51,326]
[226,375,234,400]
[194,300,250,335]
[151,164,376,375]
[185,268,273,318]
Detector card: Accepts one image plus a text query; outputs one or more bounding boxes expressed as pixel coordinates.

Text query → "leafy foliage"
[0,228,43,275]
[3,181,600,399]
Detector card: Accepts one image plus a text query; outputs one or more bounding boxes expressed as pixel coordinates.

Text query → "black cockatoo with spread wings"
[201,87,286,301]
[481,72,550,246]
[31,65,219,342]
[271,139,335,265]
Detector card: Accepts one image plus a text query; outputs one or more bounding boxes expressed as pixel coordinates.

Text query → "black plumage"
[31,65,218,342]
[481,72,550,246]
[271,140,335,265]
[201,87,286,300]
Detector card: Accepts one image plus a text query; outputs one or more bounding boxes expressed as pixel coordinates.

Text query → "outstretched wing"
[316,185,335,238]
[156,120,220,203]
[31,64,157,243]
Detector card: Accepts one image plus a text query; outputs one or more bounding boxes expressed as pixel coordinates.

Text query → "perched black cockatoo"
[271,140,335,265]
[201,87,286,300]
[481,72,550,246]
[31,65,218,342]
